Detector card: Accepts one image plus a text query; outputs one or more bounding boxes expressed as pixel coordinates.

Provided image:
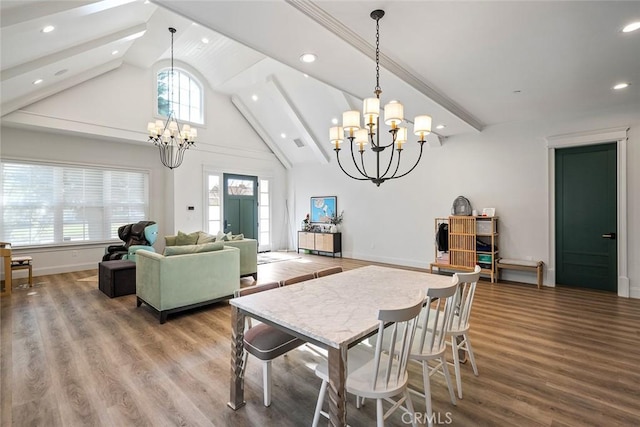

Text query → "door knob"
[601,232,616,240]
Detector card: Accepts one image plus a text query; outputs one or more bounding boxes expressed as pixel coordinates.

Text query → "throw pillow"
[216,230,233,241]
[163,241,224,256]
[165,235,177,246]
[197,231,216,244]
[176,230,199,246]
[232,234,244,240]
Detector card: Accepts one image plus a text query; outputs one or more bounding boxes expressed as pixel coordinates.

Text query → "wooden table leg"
[1,250,11,297]
[228,306,246,410]
[327,345,347,427]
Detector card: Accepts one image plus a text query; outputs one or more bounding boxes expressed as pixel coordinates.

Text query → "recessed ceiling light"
[251,94,258,101]
[613,82,630,90]
[201,37,209,44]
[280,133,287,138]
[622,22,640,33]
[436,124,446,130]
[299,53,317,63]
[54,69,68,76]
[331,118,338,125]
[42,25,55,33]
[33,79,43,85]
[111,50,119,55]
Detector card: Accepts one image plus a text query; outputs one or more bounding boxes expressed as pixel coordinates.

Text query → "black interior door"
[555,143,617,291]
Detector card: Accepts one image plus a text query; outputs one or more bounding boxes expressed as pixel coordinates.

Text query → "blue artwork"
[310,196,337,223]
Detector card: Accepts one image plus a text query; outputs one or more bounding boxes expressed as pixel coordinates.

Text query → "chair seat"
[244,323,304,361]
[315,345,408,399]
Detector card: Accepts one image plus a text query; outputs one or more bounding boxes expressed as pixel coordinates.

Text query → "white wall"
[289,103,640,296]
[1,62,287,276]
[0,126,167,276]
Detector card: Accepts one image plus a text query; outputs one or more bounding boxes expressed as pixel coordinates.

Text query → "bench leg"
[537,265,543,289]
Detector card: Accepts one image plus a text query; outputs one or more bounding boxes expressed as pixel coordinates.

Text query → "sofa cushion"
[176,230,199,245]
[165,235,177,246]
[197,231,217,244]
[163,241,224,256]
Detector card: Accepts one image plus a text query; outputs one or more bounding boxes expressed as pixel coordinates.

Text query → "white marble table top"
[230,265,454,349]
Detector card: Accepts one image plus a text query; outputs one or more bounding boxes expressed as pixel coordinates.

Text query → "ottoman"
[99,260,136,297]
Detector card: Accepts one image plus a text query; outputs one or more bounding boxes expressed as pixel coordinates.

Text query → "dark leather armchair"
[102,221,157,261]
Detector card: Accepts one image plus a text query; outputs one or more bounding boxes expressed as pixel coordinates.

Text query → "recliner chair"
[102,221,157,261]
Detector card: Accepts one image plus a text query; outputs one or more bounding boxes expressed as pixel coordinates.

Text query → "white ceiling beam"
[1,0,139,28]
[1,59,122,116]
[1,23,146,80]
[1,1,96,27]
[231,95,293,170]
[265,75,330,164]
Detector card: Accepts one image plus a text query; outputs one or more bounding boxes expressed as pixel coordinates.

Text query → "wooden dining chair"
[312,292,424,427]
[447,265,481,399]
[313,266,343,278]
[279,272,315,286]
[408,280,460,427]
[234,282,304,407]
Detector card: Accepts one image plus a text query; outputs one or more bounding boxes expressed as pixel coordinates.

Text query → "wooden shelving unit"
[430,216,499,282]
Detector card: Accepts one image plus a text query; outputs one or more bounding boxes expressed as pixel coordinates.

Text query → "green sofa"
[165,232,258,280]
[136,245,240,323]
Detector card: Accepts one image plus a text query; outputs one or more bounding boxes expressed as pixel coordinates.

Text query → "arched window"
[157,68,203,124]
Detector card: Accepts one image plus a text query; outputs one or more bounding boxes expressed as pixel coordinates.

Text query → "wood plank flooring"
[2,253,639,426]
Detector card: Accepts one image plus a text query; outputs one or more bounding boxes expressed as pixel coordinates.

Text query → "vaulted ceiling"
[2,1,639,167]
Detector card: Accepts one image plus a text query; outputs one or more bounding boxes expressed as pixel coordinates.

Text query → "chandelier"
[146,27,197,169]
[329,10,431,186]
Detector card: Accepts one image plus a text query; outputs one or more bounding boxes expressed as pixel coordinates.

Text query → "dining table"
[228,265,454,426]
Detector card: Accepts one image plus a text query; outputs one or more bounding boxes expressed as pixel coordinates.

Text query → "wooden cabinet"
[430,216,499,283]
[297,231,342,258]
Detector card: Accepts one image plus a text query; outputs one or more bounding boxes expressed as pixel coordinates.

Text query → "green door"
[555,143,617,291]
[223,174,258,239]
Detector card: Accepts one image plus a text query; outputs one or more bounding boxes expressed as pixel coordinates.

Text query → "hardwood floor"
[2,253,639,426]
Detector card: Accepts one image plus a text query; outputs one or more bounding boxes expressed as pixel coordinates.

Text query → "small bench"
[497,258,544,289]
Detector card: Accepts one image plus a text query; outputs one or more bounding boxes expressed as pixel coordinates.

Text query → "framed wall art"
[310,196,337,224]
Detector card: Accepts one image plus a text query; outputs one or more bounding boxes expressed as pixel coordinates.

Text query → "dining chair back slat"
[280,273,315,286]
[314,266,343,278]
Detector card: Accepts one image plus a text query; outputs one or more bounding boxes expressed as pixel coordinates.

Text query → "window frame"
[155,66,204,126]
[1,159,150,248]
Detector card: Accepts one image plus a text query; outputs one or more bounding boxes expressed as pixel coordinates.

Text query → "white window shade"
[1,161,149,247]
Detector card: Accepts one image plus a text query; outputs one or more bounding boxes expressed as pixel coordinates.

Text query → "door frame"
[546,126,629,297]
[202,165,274,252]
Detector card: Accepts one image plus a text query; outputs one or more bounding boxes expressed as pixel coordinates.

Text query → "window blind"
[1,161,149,247]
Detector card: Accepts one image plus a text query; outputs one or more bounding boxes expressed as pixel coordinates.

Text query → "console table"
[297,231,342,258]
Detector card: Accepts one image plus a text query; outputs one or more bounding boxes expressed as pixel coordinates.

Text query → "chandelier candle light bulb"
[329,9,431,186]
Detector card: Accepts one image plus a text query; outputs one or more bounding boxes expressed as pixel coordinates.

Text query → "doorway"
[223,174,258,239]
[555,143,617,291]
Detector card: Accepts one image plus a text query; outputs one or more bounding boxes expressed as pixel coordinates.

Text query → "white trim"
[546,127,630,297]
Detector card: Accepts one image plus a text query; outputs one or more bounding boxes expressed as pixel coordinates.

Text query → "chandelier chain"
[375,17,380,94]
[170,28,175,115]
